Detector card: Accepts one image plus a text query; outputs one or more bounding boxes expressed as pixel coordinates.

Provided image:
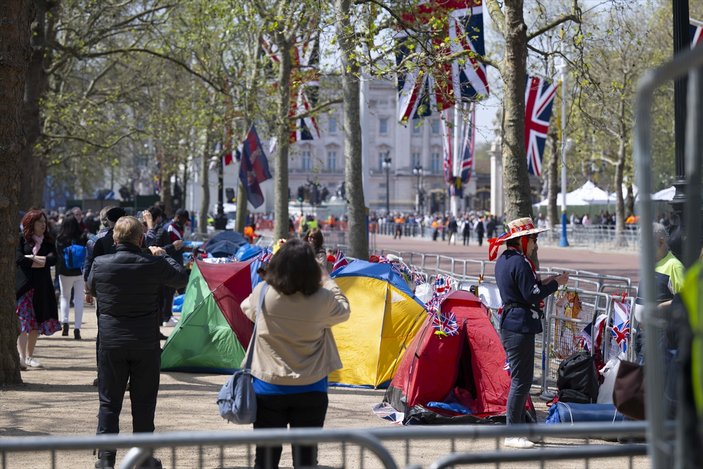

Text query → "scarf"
[31,234,44,255]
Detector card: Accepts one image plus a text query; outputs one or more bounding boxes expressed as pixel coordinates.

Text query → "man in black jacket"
[87,216,188,469]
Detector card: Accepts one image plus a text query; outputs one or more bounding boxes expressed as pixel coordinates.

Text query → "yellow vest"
[679,261,703,418]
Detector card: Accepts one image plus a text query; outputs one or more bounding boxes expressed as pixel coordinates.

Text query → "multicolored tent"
[330,261,427,388]
[384,290,513,424]
[160,260,253,373]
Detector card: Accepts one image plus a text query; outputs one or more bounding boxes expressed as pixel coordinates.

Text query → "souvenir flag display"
[333,251,349,272]
[691,19,703,47]
[261,33,320,141]
[239,125,272,208]
[459,104,476,184]
[433,274,453,295]
[525,75,557,177]
[432,310,459,337]
[257,249,273,264]
[610,300,631,353]
[579,313,607,353]
[441,113,454,183]
[395,0,488,123]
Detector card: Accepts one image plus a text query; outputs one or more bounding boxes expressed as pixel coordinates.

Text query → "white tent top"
[652,186,675,201]
[535,181,610,207]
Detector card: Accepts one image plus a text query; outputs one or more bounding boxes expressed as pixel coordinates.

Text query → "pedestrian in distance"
[475,216,485,247]
[16,210,62,370]
[55,212,88,340]
[488,217,569,449]
[240,237,350,469]
[447,216,458,245]
[87,216,188,469]
[462,216,472,246]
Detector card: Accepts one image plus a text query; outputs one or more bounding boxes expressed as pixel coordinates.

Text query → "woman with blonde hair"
[16,210,62,369]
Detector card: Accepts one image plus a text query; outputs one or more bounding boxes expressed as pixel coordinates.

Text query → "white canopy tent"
[652,186,675,201]
[535,181,610,207]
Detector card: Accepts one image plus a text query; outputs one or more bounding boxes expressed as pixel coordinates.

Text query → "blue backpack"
[63,244,87,270]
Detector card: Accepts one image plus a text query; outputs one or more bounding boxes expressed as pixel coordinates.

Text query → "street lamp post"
[413,165,423,213]
[382,154,392,214]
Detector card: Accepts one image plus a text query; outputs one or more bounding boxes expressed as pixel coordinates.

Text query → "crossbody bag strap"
[243,283,268,370]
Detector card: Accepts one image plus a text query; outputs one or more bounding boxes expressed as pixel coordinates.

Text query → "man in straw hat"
[488,217,569,448]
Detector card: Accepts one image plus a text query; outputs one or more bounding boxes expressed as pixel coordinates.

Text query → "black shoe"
[137,457,162,469]
[74,329,81,340]
[92,377,99,387]
[62,323,69,336]
[95,458,115,469]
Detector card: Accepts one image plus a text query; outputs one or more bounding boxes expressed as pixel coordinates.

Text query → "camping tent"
[330,261,427,388]
[160,260,253,373]
[384,290,512,424]
[204,231,248,258]
[535,181,611,207]
[652,186,675,201]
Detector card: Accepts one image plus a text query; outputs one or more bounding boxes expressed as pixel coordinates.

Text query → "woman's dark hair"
[265,238,321,296]
[21,210,52,243]
[304,228,324,252]
[57,213,82,244]
[148,205,163,220]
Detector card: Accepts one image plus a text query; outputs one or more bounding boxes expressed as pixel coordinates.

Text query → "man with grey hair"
[87,216,188,469]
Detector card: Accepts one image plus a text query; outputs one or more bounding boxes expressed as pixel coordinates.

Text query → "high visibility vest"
[679,261,703,418]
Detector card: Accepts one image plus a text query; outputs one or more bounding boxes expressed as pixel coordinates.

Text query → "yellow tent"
[330,261,427,387]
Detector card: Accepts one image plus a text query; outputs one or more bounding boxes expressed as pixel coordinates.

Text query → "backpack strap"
[242,283,268,371]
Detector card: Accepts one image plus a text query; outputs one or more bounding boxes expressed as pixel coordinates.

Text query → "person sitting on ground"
[88,216,188,469]
[240,238,350,469]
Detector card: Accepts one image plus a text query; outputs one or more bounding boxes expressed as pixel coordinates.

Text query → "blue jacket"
[495,248,558,334]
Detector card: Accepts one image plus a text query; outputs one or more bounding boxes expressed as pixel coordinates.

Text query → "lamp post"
[382,154,392,214]
[413,165,423,213]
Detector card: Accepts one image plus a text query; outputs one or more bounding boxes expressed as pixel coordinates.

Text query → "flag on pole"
[610,300,631,354]
[239,125,272,208]
[332,251,349,272]
[459,104,475,184]
[395,0,488,123]
[525,75,557,177]
[441,111,454,183]
[691,19,703,47]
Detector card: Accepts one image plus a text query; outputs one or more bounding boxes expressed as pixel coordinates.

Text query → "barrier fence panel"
[0,422,650,469]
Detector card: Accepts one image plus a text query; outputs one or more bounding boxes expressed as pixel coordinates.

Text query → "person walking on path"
[447,216,458,245]
[88,216,188,469]
[55,213,88,340]
[488,217,569,449]
[240,238,350,469]
[16,210,62,369]
[475,216,485,247]
[461,216,472,246]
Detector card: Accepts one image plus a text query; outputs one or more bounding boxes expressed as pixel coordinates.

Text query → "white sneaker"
[163,317,179,327]
[25,356,42,368]
[503,437,535,449]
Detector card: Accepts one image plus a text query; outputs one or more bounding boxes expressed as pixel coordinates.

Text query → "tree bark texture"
[273,32,292,241]
[547,124,559,228]
[0,0,32,385]
[198,127,213,235]
[336,0,368,259]
[500,0,533,220]
[18,0,57,210]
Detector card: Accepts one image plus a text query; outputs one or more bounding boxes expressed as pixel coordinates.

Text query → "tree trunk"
[18,0,57,210]
[614,137,627,246]
[199,130,211,235]
[0,0,32,385]
[272,32,292,240]
[336,0,368,259]
[500,1,532,220]
[547,124,559,228]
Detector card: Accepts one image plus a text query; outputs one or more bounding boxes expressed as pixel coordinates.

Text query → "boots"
[74,329,81,340]
[62,323,69,336]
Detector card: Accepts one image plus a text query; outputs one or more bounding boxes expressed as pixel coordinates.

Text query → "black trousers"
[96,347,161,460]
[253,392,328,469]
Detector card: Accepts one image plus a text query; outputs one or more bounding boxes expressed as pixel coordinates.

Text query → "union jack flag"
[261,34,320,142]
[459,104,475,184]
[441,112,454,183]
[525,75,557,177]
[610,300,631,353]
[395,0,488,123]
[691,20,703,47]
[332,250,349,272]
[432,311,459,337]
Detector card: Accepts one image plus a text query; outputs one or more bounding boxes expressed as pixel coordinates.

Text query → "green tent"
[160,260,254,373]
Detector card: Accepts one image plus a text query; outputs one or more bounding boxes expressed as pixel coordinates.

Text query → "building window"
[412,123,422,135]
[431,152,441,172]
[411,152,421,168]
[328,116,337,134]
[302,150,312,171]
[327,150,337,171]
[379,117,389,135]
[431,119,440,134]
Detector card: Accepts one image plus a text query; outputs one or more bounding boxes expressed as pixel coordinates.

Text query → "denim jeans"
[501,329,535,425]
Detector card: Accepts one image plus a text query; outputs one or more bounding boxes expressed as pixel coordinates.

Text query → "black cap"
[105,207,126,223]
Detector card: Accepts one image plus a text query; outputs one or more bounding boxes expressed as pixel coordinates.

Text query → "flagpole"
[450,104,462,217]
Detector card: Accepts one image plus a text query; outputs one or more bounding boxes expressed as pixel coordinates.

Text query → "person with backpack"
[488,217,569,449]
[56,213,88,340]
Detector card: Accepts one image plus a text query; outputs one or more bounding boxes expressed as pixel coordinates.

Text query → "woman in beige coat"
[240,238,350,469]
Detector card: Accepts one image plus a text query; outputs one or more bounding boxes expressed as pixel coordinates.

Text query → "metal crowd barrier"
[0,422,650,469]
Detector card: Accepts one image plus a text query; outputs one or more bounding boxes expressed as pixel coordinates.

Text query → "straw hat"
[501,217,549,242]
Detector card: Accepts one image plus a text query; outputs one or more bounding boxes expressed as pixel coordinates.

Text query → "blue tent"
[205,231,247,258]
[332,260,420,304]
[235,243,262,261]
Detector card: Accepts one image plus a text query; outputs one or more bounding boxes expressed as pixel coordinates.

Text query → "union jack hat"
[501,217,549,242]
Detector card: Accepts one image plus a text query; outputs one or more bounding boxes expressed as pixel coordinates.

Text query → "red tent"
[384,290,514,424]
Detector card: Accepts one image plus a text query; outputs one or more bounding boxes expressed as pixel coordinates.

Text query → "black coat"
[16,235,59,325]
[87,243,188,350]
